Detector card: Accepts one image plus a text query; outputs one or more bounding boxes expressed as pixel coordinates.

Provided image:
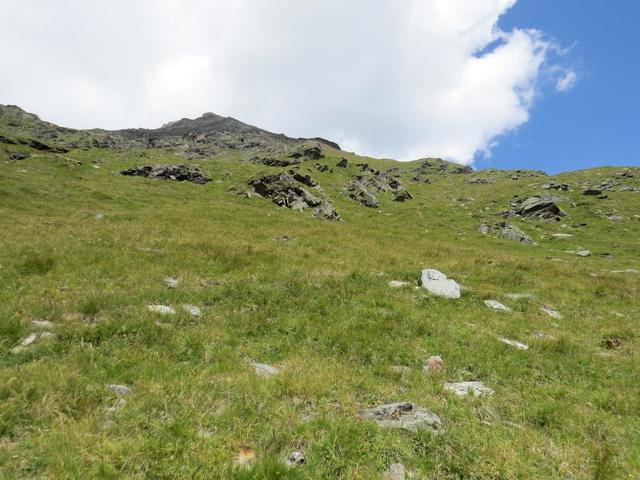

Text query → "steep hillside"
[0,107,639,479]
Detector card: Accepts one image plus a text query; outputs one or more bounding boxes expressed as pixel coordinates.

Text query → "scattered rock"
[423,355,444,372]
[575,249,592,257]
[392,190,413,202]
[480,222,534,244]
[389,280,411,288]
[552,233,574,239]
[10,333,39,354]
[316,164,329,173]
[182,304,201,317]
[253,156,300,167]
[164,276,180,288]
[542,182,569,191]
[420,269,461,299]
[383,463,406,480]
[148,304,176,315]
[285,451,306,467]
[9,152,30,161]
[390,366,412,375]
[601,337,622,350]
[510,196,566,220]
[336,158,349,168]
[107,384,132,397]
[120,164,211,184]
[498,338,529,350]
[484,300,511,312]
[362,402,444,434]
[313,203,342,221]
[606,214,624,222]
[540,305,562,319]
[31,320,54,329]
[95,213,105,220]
[444,381,494,397]
[251,363,280,378]
[583,187,603,196]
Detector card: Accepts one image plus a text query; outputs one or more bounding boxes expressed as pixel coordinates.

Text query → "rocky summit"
[1,104,639,479]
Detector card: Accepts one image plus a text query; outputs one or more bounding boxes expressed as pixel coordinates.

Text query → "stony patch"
[362,402,444,434]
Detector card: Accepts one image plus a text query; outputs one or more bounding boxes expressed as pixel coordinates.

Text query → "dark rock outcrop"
[343,169,412,208]
[247,171,340,220]
[120,164,211,184]
[336,158,349,168]
[510,196,566,220]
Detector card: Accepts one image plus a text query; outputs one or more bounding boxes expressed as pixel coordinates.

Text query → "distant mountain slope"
[0,104,340,157]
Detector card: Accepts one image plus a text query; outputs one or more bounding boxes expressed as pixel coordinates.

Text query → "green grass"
[0,145,639,479]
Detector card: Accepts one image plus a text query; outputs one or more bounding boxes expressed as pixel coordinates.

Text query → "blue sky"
[480,0,640,173]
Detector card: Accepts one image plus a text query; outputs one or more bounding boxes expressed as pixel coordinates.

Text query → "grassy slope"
[0,145,639,479]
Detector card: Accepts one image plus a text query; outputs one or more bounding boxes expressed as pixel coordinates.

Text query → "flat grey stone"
[285,451,306,467]
[182,304,201,317]
[420,269,460,299]
[484,300,511,312]
[498,338,529,350]
[148,304,176,315]
[444,381,494,397]
[540,305,562,319]
[389,280,411,288]
[362,401,444,434]
[107,384,132,397]
[251,363,280,378]
[164,276,180,288]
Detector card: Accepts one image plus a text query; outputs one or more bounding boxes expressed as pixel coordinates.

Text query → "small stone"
[576,249,592,257]
[552,233,574,239]
[10,333,39,354]
[31,320,54,329]
[251,363,280,378]
[95,213,105,220]
[444,381,494,397]
[182,304,201,317]
[602,337,622,350]
[498,338,529,350]
[383,463,406,480]
[107,384,132,397]
[423,355,444,372]
[390,366,412,375]
[285,451,306,467]
[540,305,562,319]
[389,280,411,288]
[148,304,176,315]
[484,300,511,312]
[164,276,180,288]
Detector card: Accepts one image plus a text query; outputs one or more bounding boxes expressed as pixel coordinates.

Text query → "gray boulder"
[420,269,461,299]
[362,402,444,434]
[511,196,566,220]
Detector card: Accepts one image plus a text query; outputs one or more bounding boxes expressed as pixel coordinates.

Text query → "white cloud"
[556,70,578,92]
[0,0,569,164]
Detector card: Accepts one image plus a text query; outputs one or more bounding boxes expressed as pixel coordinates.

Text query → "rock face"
[362,402,444,434]
[479,222,534,245]
[248,171,341,220]
[121,164,211,184]
[510,196,566,220]
[420,269,461,299]
[343,169,411,208]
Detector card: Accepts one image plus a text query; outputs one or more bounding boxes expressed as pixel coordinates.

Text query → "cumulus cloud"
[556,70,578,92]
[0,0,569,164]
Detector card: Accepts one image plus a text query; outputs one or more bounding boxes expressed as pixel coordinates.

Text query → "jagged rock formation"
[247,171,341,220]
[343,169,411,208]
[120,165,211,184]
[509,196,567,220]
